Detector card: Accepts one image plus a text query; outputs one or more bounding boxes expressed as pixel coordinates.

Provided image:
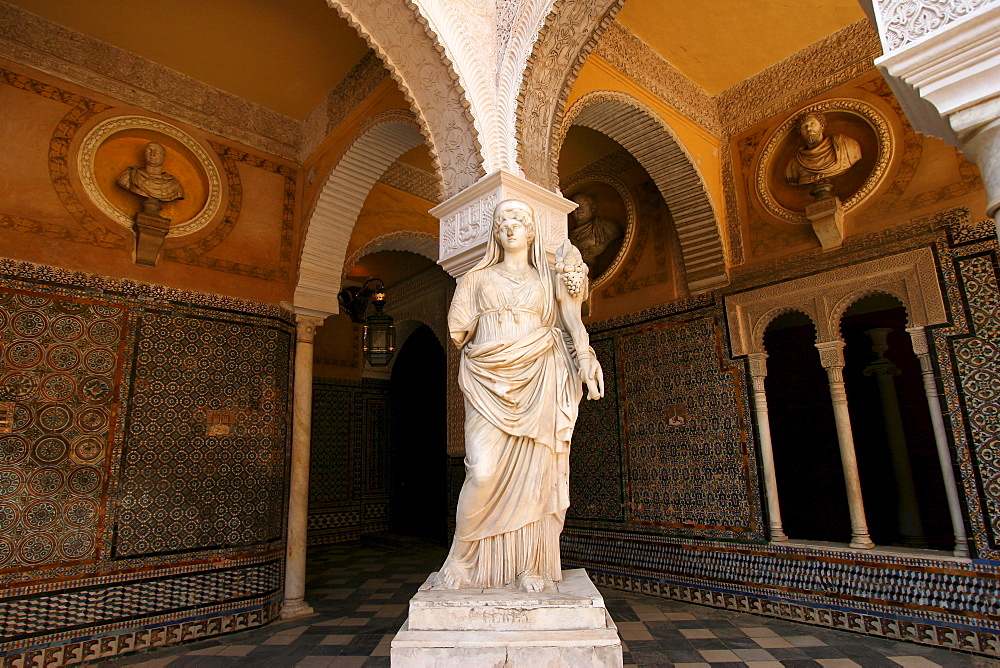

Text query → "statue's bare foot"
[516,571,546,593]
[432,564,464,590]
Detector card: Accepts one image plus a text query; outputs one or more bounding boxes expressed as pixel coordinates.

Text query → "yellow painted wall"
[568,56,725,229]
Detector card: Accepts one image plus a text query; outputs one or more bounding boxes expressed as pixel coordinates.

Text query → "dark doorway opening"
[389,324,448,543]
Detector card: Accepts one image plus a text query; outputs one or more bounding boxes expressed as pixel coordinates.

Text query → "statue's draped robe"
[442,265,582,588]
[785,133,862,185]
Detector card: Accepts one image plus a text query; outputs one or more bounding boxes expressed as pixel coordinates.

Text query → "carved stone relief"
[78,116,223,238]
[874,0,997,51]
[756,99,892,226]
[725,246,947,357]
[562,173,634,286]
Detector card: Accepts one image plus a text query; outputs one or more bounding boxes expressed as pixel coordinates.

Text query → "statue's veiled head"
[493,200,537,248]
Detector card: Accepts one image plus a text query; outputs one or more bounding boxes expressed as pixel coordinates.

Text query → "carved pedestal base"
[391,569,623,667]
[132,212,171,267]
[805,196,845,250]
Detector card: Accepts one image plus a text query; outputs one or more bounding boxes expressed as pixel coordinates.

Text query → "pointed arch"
[560,91,728,292]
[294,111,429,312]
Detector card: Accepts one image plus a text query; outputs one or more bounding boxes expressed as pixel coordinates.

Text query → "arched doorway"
[389,324,448,542]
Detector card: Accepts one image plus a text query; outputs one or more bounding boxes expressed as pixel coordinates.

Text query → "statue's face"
[573,197,594,223]
[799,116,824,148]
[145,143,165,167]
[496,216,533,253]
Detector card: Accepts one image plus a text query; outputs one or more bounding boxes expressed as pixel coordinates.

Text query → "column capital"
[815,339,846,369]
[280,302,330,342]
[747,352,769,379]
[432,170,578,279]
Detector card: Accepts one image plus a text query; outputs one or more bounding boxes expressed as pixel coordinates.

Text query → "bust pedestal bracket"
[132,212,171,267]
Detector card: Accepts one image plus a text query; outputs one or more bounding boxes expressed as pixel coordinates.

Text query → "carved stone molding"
[78,116,223,238]
[0,2,301,160]
[560,91,728,292]
[329,0,484,197]
[432,170,576,278]
[593,21,722,136]
[717,20,882,137]
[378,161,442,203]
[516,0,626,188]
[295,110,426,313]
[874,0,998,51]
[724,246,947,357]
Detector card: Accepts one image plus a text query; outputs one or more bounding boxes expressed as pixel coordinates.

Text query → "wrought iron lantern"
[338,278,395,367]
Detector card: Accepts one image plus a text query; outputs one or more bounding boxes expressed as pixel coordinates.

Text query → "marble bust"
[568,193,622,272]
[116,141,185,215]
[785,111,861,195]
[434,199,603,593]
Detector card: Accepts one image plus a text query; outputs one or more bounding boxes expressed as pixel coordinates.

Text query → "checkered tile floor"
[110,537,1000,667]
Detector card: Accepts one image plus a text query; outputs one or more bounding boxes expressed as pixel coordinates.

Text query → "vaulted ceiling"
[10,0,866,120]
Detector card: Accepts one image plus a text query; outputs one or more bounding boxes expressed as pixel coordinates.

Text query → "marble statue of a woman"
[435,199,604,593]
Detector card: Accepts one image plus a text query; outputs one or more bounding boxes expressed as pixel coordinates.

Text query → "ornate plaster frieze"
[495,0,556,174]
[329,0,484,197]
[874,0,999,51]
[378,161,443,202]
[342,231,439,280]
[0,1,301,161]
[717,20,882,137]
[300,52,389,162]
[560,91,728,292]
[295,110,426,313]
[517,0,626,188]
[724,246,947,357]
[593,21,722,137]
[432,169,577,278]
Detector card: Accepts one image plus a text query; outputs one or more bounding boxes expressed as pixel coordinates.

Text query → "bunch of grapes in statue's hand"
[555,241,588,298]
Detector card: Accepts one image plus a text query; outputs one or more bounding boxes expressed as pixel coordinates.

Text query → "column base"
[280,598,315,620]
[850,535,875,549]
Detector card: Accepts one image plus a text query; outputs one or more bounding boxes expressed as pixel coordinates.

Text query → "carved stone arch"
[560,91,728,292]
[342,231,438,281]
[294,111,428,312]
[496,0,559,173]
[327,0,484,197]
[830,288,912,335]
[516,0,626,187]
[753,306,822,356]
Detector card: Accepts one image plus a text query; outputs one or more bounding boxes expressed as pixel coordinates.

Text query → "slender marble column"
[747,352,787,542]
[864,328,925,547]
[280,311,327,619]
[816,340,874,549]
[906,326,971,557]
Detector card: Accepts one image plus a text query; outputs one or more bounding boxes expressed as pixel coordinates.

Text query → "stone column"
[816,340,874,549]
[863,328,925,546]
[747,353,787,542]
[280,308,329,620]
[873,3,1000,237]
[906,326,971,557]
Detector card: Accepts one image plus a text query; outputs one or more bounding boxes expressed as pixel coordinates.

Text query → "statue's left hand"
[579,356,604,400]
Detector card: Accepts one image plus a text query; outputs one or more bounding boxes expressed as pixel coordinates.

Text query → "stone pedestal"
[132,212,170,267]
[805,196,845,250]
[391,568,623,667]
